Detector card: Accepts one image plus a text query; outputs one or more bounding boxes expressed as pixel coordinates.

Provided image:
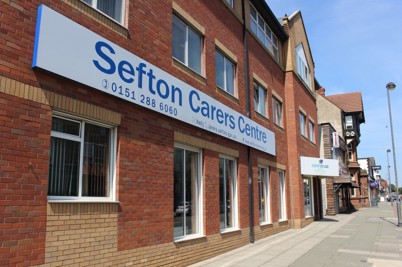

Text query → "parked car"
[175,202,191,215]
[387,194,398,202]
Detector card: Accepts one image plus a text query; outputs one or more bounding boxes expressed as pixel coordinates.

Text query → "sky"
[267,0,402,188]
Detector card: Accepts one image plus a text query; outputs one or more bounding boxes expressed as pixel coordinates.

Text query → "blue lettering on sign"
[238,117,267,143]
[93,41,183,106]
[92,40,269,146]
[189,90,236,130]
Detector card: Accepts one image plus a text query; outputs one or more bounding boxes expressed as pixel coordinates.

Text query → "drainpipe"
[241,0,254,244]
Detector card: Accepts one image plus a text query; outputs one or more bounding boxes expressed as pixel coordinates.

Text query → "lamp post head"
[387,149,391,153]
[386,82,396,91]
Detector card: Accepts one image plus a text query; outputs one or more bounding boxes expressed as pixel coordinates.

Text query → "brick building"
[1,1,329,266]
[317,89,366,214]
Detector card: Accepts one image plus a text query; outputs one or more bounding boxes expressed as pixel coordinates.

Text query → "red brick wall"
[0,0,296,265]
[0,93,51,266]
[284,72,319,221]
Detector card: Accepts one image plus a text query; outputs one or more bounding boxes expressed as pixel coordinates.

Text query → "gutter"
[242,0,254,244]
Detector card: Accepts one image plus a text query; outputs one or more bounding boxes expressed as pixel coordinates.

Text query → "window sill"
[274,123,285,132]
[255,111,269,122]
[64,0,129,38]
[48,199,120,204]
[278,219,288,226]
[172,58,206,85]
[260,222,273,228]
[220,228,241,235]
[174,234,206,243]
[216,87,240,105]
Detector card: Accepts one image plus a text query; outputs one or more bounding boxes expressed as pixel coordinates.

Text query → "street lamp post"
[386,82,400,226]
[387,149,391,195]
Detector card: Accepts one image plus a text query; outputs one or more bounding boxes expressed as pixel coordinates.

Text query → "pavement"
[189,202,402,267]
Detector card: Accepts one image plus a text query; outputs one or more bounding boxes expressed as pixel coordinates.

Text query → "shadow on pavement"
[379,216,398,226]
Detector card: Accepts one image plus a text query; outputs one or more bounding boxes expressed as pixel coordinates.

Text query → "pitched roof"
[326,92,364,113]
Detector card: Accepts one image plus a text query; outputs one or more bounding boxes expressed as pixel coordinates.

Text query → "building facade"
[1,1,326,266]
[317,89,366,214]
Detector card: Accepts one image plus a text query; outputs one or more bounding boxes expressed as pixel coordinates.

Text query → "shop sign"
[300,156,339,177]
[32,5,275,155]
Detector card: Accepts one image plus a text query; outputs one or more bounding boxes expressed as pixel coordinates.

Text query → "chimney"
[317,87,325,96]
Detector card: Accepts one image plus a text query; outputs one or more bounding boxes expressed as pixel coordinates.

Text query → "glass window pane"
[258,15,264,29]
[188,28,202,73]
[48,137,80,196]
[97,0,122,22]
[172,16,186,64]
[225,58,235,95]
[257,28,265,43]
[52,117,80,136]
[174,148,185,238]
[304,178,312,217]
[219,158,225,229]
[82,123,110,197]
[220,158,235,230]
[226,159,233,228]
[251,20,257,34]
[254,85,259,112]
[185,150,198,235]
[259,88,266,115]
[215,51,224,89]
[250,5,257,19]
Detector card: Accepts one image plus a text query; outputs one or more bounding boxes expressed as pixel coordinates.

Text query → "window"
[48,115,116,200]
[82,0,124,24]
[295,44,311,89]
[216,50,235,96]
[254,83,267,116]
[250,4,279,62]
[258,166,270,224]
[225,0,234,7]
[345,115,353,129]
[173,145,202,239]
[272,97,283,127]
[300,112,307,137]
[303,177,313,217]
[278,170,286,220]
[220,156,237,231]
[172,15,203,74]
[348,150,353,161]
[308,120,315,143]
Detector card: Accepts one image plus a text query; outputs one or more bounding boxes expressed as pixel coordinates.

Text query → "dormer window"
[345,115,353,129]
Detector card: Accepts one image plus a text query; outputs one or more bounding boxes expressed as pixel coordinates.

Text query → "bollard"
[397,201,402,227]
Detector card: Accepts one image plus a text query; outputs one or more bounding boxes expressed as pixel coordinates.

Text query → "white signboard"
[332,132,339,148]
[300,156,339,177]
[32,5,276,155]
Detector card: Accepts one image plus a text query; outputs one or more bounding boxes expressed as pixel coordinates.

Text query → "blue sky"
[267,0,402,188]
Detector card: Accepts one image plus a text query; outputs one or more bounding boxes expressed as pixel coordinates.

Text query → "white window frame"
[272,96,283,127]
[81,0,125,25]
[308,120,315,143]
[300,112,307,137]
[216,49,236,96]
[258,166,271,224]
[295,44,311,89]
[48,112,117,202]
[278,170,286,221]
[345,115,353,129]
[172,14,203,75]
[173,143,203,241]
[250,4,279,62]
[254,83,267,117]
[219,155,238,232]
